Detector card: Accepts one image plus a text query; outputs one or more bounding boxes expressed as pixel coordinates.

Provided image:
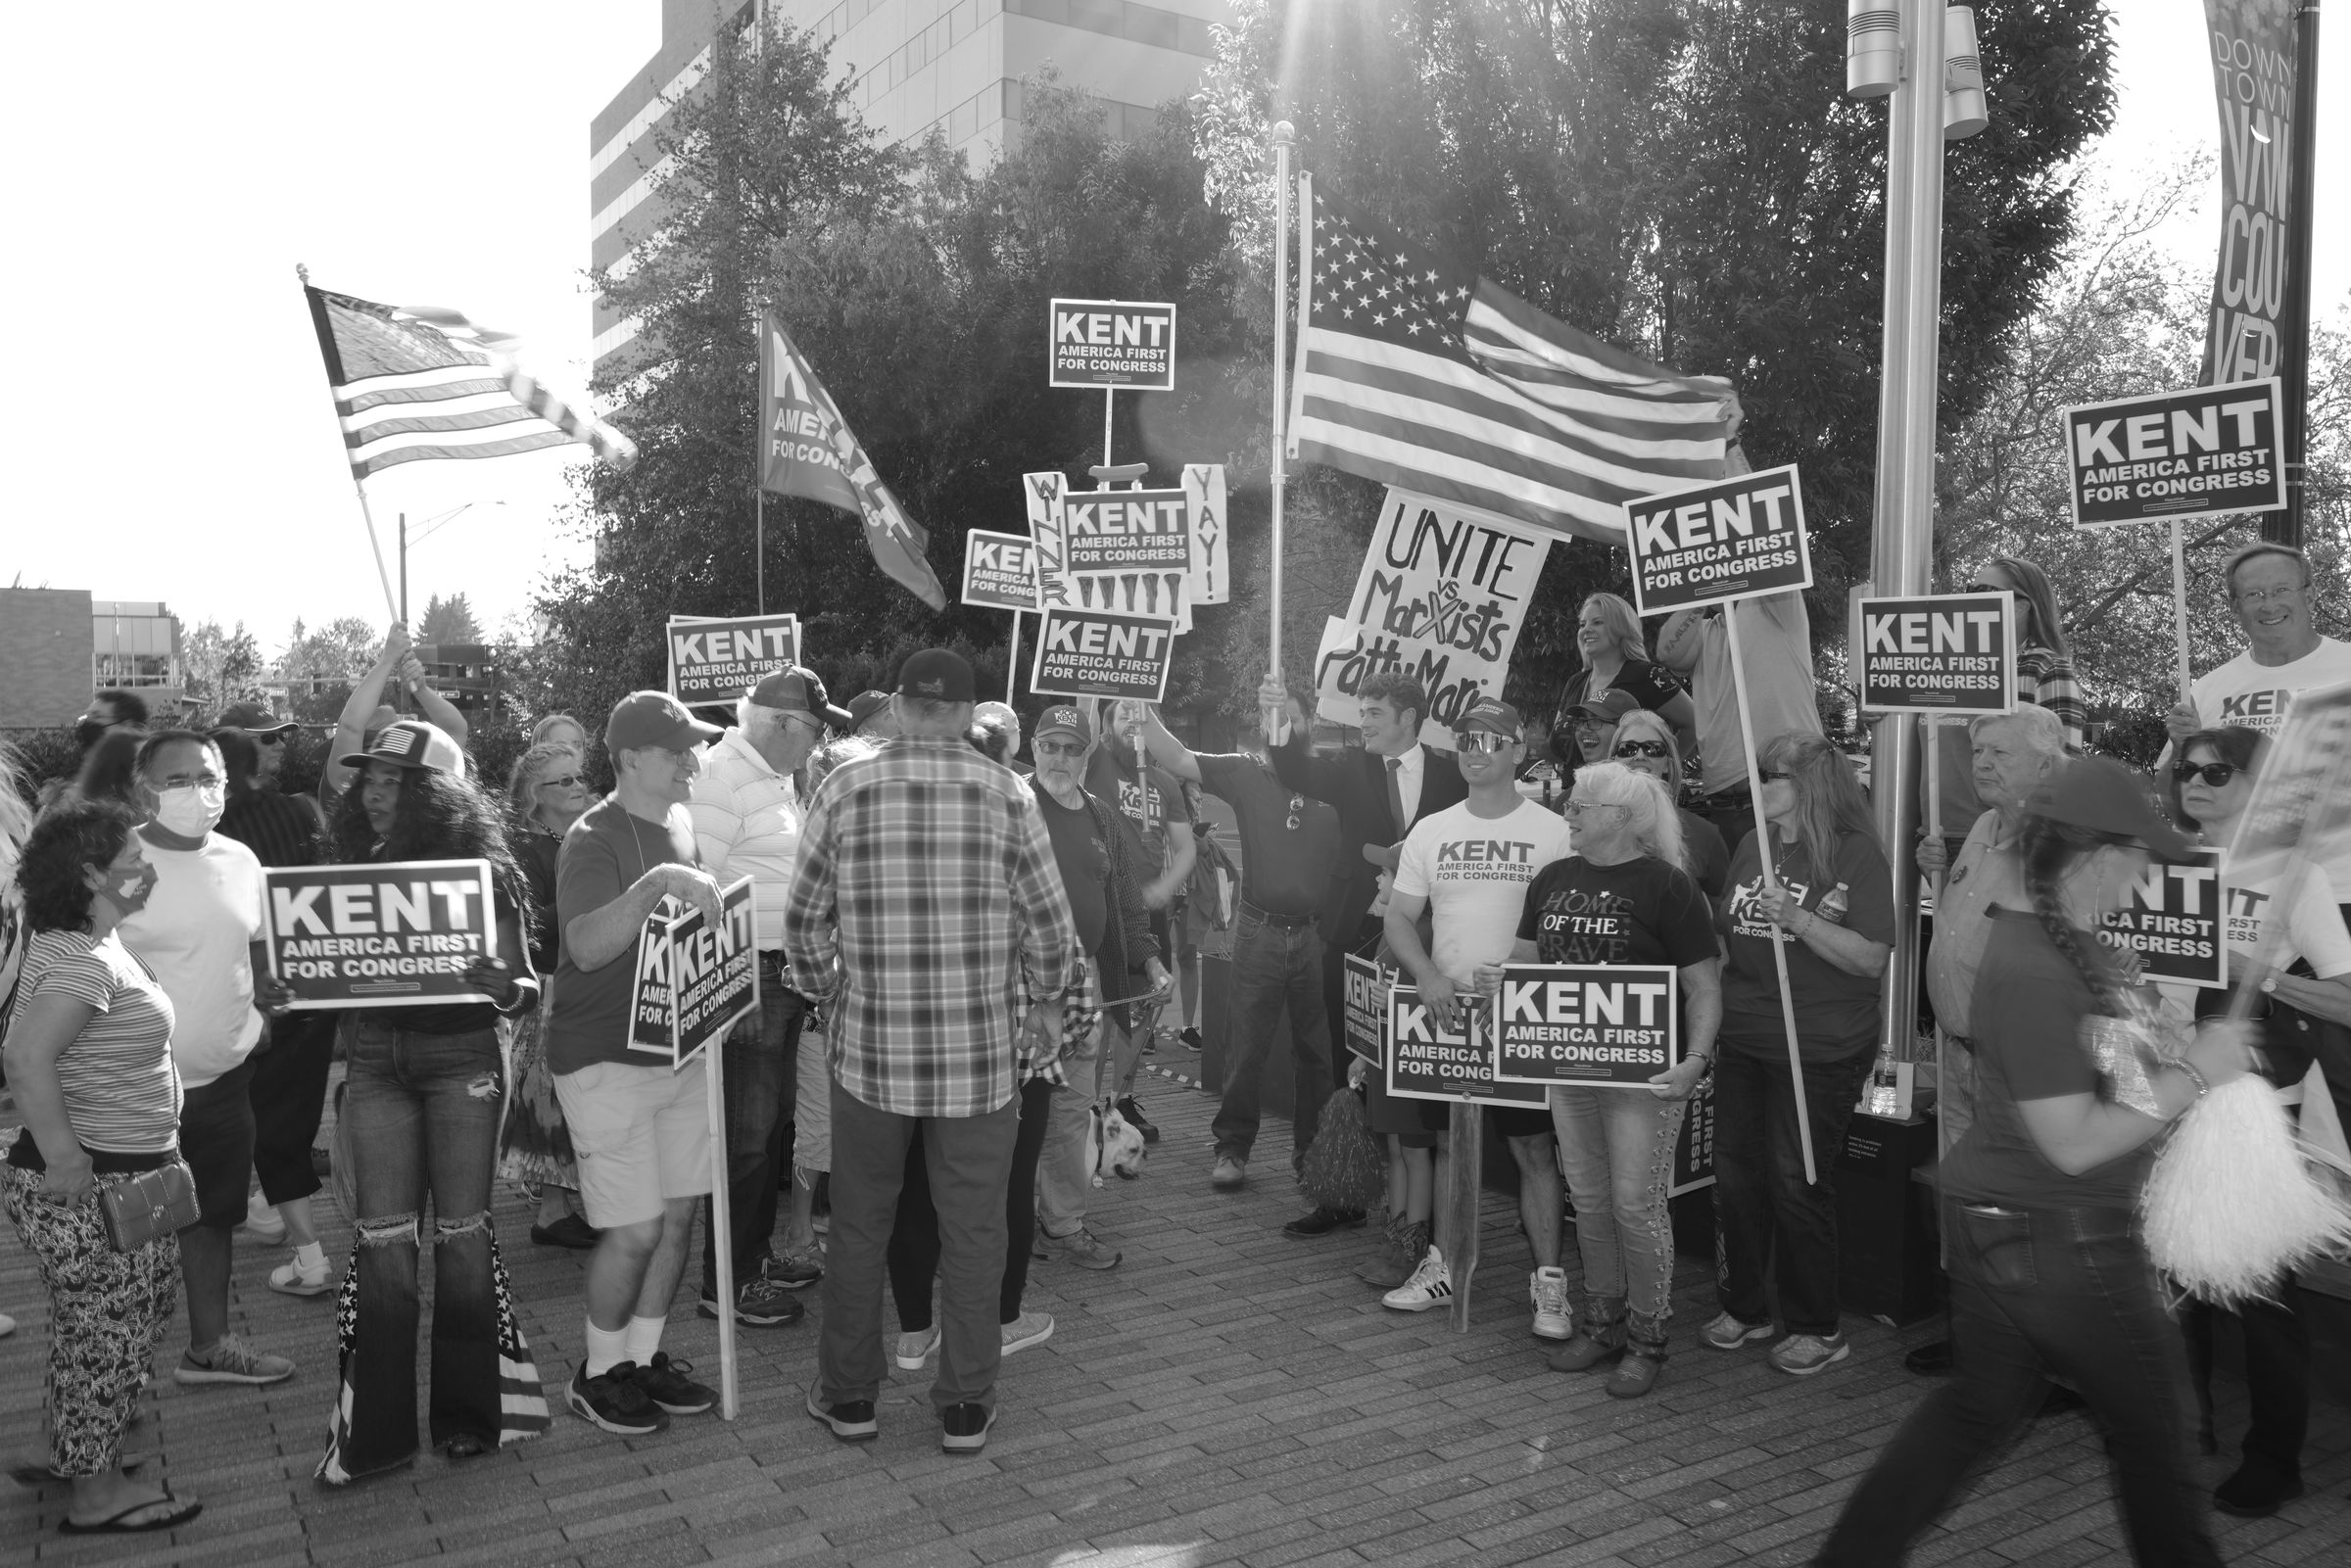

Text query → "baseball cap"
[847,690,891,731]
[2028,756,2196,862]
[1458,698,1523,739]
[216,700,295,735]
[749,665,853,728]
[1568,689,1641,725]
[896,648,976,703]
[1033,704,1090,745]
[339,719,463,775]
[605,690,724,754]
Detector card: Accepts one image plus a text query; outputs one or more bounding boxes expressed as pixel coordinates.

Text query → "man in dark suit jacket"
[1258,669,1467,1232]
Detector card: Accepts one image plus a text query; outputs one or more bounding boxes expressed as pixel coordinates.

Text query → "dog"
[1087,1103,1149,1186]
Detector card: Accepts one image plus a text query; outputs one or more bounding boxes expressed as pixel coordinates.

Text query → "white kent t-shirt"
[2191,637,2351,738]
[117,831,267,1091]
[1394,798,1574,979]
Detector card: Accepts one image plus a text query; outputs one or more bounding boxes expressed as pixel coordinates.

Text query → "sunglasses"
[1457,731,1516,753]
[1285,793,1308,832]
[1758,769,1793,783]
[536,774,585,790]
[1612,740,1668,759]
[2172,762,2242,786]
[1964,583,2003,595]
[255,732,288,746]
[1033,738,1085,758]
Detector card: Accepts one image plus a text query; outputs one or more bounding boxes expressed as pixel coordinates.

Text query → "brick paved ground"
[5,1047,2347,1567]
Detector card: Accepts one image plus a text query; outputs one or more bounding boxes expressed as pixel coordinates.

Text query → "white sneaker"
[243,1192,286,1243]
[892,1326,940,1371]
[1381,1246,1454,1312]
[1001,1310,1056,1355]
[267,1250,333,1298]
[1529,1267,1573,1340]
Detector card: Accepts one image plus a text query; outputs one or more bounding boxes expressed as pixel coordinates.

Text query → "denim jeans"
[1710,1042,1872,1337]
[1212,910,1333,1169]
[1817,1200,2222,1568]
[888,1076,1055,1328]
[1036,1019,1124,1236]
[322,1020,533,1481]
[1551,1086,1687,1328]
[700,975,807,1298]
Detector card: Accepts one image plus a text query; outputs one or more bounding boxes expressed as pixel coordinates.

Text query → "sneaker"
[242,1192,285,1244]
[1699,1311,1775,1352]
[529,1213,600,1250]
[1606,1349,1664,1400]
[1179,1027,1204,1051]
[893,1326,940,1371]
[696,1276,804,1326]
[1211,1155,1247,1190]
[1769,1332,1850,1377]
[175,1333,295,1386]
[1282,1206,1367,1239]
[764,1240,825,1289]
[1382,1246,1454,1312]
[1033,1226,1122,1270]
[940,1401,995,1453]
[1528,1267,1573,1340]
[1115,1095,1161,1144]
[1001,1310,1056,1356]
[266,1250,333,1298]
[566,1361,667,1435]
[805,1383,878,1443]
[634,1351,716,1415]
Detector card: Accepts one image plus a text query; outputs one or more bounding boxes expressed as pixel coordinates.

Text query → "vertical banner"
[2198,2,2302,385]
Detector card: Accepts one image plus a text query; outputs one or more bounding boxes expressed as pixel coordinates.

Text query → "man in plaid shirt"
[786,649,1077,1455]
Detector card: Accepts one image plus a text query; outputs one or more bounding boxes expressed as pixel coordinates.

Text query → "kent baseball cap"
[1033,705,1090,745]
[1568,689,1641,725]
[216,700,296,735]
[2029,756,2196,862]
[338,719,463,775]
[847,690,892,731]
[749,664,853,729]
[1458,699,1523,739]
[896,648,976,703]
[605,690,723,754]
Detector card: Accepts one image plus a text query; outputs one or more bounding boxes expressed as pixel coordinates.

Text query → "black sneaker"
[696,1275,804,1326]
[805,1384,878,1442]
[1179,1027,1204,1051]
[1282,1206,1367,1239]
[1115,1095,1161,1144]
[635,1351,716,1415]
[941,1401,995,1454]
[566,1361,668,1436]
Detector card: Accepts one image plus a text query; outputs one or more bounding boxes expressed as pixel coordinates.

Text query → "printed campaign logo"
[1723,875,1814,940]
[1623,464,1812,616]
[264,860,496,1009]
[2095,849,2226,989]
[1430,835,1549,883]
[1492,965,1678,1088]
[1048,298,1176,390]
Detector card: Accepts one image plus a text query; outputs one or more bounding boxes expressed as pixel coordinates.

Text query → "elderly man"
[847,690,897,740]
[788,650,1076,1455]
[686,666,846,1329]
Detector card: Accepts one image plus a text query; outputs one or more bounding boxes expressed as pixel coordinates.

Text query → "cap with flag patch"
[339,719,464,775]
[1033,705,1090,744]
[896,648,975,703]
[749,665,852,728]
[1458,699,1523,739]
[1568,689,1641,725]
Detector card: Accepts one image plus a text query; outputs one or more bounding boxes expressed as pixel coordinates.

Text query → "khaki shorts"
[792,1023,831,1174]
[554,1056,712,1229]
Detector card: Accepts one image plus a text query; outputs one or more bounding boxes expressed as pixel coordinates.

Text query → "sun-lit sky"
[4,3,2341,658]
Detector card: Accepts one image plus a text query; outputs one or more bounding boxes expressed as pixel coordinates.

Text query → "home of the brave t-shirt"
[1393,799,1574,977]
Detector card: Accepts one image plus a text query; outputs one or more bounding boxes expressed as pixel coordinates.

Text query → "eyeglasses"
[535,774,584,790]
[1562,798,1624,818]
[1457,731,1516,753]
[1285,793,1307,831]
[2172,762,2242,786]
[1034,739,1085,758]
[2233,584,2304,605]
[1612,740,1668,759]
[1758,769,1793,783]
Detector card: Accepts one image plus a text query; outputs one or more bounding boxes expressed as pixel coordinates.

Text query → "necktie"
[1384,755,1406,836]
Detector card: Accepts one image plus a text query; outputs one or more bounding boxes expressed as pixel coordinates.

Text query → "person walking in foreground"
[787,650,1077,1456]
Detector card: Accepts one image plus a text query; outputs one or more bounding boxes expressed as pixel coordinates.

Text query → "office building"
[0,591,185,729]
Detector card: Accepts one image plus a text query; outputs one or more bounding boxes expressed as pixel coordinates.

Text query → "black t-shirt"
[1518,855,1717,969]
[1195,753,1342,920]
[1717,830,1895,1060]
[1552,659,1682,767]
[1032,782,1111,958]
[1678,808,1729,902]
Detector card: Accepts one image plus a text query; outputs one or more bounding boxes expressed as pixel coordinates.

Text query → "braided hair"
[2019,812,2129,1011]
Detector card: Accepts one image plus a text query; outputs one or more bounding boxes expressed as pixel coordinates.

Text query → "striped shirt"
[19,929,181,1154]
[785,736,1079,1117]
[2016,645,2088,754]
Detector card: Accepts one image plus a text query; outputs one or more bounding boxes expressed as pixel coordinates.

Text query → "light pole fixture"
[1847,3,1902,100]
[1943,7,1988,140]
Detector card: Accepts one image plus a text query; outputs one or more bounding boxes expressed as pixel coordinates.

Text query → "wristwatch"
[2261,976,2279,995]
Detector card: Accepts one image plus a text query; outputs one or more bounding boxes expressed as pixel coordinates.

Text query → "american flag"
[1289,183,1741,546]
[304,284,636,479]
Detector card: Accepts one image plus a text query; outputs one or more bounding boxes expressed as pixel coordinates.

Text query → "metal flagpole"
[756,490,766,615]
[703,1030,739,1419]
[2170,519,2196,700]
[1266,121,1296,727]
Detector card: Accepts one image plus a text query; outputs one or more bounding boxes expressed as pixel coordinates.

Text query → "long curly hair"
[2019,812,2131,1012]
[17,799,141,933]
[330,761,534,954]
[1760,733,1880,879]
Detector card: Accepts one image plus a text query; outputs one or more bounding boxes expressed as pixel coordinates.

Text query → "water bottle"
[1816,881,1850,927]
[1865,1040,1901,1117]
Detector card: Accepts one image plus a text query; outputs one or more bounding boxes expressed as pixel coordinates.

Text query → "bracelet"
[494,975,541,1017]
[2173,1059,2211,1107]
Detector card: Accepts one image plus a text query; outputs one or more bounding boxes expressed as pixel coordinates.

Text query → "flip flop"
[59,1493,201,1534]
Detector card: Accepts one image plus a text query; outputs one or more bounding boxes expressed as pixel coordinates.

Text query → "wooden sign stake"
[1446,1097,1482,1334]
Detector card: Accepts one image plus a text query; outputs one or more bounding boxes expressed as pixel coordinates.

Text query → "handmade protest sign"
[1030,606,1177,702]
[1853,593,2017,715]
[2095,849,2226,989]
[1490,964,1679,1087]
[1023,468,1226,632]
[1181,464,1228,605]
[1049,299,1176,390]
[264,859,496,1009]
[2063,380,2284,527]
[666,877,758,1068]
[666,614,801,707]
[961,531,1041,610]
[1622,463,1811,616]
[1385,984,1549,1108]
[1343,951,1393,1065]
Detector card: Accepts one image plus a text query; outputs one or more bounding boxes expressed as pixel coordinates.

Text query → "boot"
[1547,1294,1627,1373]
[1359,1217,1428,1290]
[1606,1311,1668,1399]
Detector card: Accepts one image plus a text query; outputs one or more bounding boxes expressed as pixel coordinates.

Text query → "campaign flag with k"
[759,310,948,610]
[1287,182,1743,546]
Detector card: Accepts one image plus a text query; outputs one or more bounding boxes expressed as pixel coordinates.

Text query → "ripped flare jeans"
[319,1020,549,1484]
[1552,1084,1688,1348]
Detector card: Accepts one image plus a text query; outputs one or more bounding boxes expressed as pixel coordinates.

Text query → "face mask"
[153,782,225,837]
[75,719,107,748]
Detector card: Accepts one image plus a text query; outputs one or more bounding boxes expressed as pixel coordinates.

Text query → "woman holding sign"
[309,721,551,1484]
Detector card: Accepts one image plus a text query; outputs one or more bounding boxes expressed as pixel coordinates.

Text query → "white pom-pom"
[2141,1075,2351,1307]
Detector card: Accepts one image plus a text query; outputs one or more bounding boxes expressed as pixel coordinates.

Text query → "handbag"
[97,1159,200,1252]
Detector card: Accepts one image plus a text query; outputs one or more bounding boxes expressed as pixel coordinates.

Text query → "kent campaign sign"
[264,859,497,1009]
[1854,594,2017,715]
[1022,467,1228,632]
[2063,380,2284,527]
[1491,965,1679,1087]
[666,614,801,707]
[1343,951,1393,1065]
[1061,488,1194,576]
[1623,464,1811,616]
[2095,849,2226,989]
[1030,607,1176,702]
[961,531,1041,610]
[1048,298,1176,390]
[628,878,757,1069]
[1385,985,1548,1108]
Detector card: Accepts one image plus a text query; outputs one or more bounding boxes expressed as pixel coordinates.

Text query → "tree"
[417,592,483,646]
[279,616,382,724]
[181,619,264,714]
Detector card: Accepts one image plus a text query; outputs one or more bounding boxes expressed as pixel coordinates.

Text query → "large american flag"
[1289,183,1741,546]
[304,284,636,480]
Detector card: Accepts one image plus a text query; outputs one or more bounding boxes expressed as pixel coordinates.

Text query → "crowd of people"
[0,539,2344,1561]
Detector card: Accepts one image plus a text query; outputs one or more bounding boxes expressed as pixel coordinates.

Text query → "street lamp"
[398,501,503,629]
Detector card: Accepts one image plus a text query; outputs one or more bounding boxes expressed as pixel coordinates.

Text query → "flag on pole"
[303,284,637,478]
[1288,183,1741,546]
[759,310,947,611]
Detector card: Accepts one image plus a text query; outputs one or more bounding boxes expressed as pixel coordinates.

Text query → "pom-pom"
[2141,1074,2351,1307]
[1299,1086,1387,1212]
